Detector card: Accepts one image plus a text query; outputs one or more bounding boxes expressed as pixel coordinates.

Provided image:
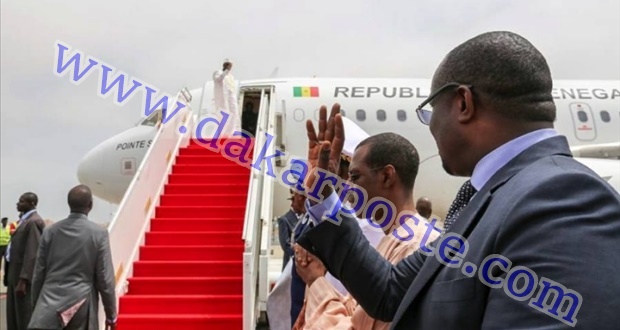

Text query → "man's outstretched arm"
[296,208,429,321]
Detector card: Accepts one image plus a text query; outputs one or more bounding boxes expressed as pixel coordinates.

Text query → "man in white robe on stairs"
[213,59,242,137]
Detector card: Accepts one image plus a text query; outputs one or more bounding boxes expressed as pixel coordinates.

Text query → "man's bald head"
[432,31,556,122]
[68,185,93,215]
[416,197,432,219]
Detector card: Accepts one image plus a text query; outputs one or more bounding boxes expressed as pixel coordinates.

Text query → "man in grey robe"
[29,185,117,330]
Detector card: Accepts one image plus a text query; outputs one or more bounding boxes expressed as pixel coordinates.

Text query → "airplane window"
[356,109,366,121]
[293,108,305,122]
[397,110,407,122]
[355,109,366,121]
[121,158,136,175]
[600,110,611,123]
[577,110,588,123]
[377,110,386,122]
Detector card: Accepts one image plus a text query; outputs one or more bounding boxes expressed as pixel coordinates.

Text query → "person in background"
[6,192,46,330]
[242,101,259,136]
[3,214,20,287]
[277,190,306,270]
[29,185,117,330]
[415,197,432,219]
[10,213,22,235]
[1,217,9,286]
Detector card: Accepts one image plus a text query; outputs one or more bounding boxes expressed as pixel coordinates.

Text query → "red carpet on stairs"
[117,138,254,330]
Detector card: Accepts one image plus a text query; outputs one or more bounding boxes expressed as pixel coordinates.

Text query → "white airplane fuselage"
[77,78,620,217]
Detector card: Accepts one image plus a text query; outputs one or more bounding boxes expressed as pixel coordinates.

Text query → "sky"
[1,0,619,224]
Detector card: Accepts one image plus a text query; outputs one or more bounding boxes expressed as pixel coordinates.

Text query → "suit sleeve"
[20,220,44,282]
[297,213,430,321]
[95,230,117,321]
[481,170,620,328]
[31,228,49,307]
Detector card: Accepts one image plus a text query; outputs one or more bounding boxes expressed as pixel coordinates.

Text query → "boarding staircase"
[104,87,277,329]
[115,138,253,329]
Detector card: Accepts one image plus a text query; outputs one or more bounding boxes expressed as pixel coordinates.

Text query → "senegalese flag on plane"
[293,86,319,97]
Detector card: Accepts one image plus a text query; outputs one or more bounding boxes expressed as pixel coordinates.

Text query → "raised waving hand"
[304,103,345,204]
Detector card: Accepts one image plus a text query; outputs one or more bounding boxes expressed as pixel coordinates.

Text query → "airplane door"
[237,85,274,138]
[569,102,597,141]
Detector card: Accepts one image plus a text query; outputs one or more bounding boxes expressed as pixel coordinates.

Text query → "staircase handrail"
[257,88,277,311]
[242,88,271,245]
[101,89,194,326]
[242,87,273,329]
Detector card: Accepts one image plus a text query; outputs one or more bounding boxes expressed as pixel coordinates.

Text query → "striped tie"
[444,180,477,231]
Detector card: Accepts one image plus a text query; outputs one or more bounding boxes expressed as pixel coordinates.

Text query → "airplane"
[77,78,620,220]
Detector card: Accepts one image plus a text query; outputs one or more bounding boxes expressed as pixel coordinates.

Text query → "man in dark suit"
[6,192,46,330]
[278,190,306,270]
[288,212,311,328]
[29,185,117,330]
[295,31,620,329]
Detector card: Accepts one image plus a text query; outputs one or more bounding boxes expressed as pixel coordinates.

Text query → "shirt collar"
[20,209,37,222]
[291,208,304,218]
[470,128,559,191]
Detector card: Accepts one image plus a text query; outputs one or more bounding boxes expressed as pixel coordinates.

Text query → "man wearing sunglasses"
[295,31,620,329]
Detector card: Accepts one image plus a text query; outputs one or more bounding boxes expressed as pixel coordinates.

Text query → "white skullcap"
[341,116,369,158]
[287,115,369,183]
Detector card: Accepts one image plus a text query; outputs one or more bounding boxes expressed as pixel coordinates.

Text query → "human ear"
[457,86,476,124]
[382,165,397,188]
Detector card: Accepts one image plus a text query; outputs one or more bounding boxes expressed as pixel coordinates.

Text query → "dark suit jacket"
[298,136,620,329]
[277,210,300,267]
[7,211,45,285]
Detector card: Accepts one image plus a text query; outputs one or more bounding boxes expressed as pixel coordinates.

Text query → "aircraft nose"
[77,147,103,187]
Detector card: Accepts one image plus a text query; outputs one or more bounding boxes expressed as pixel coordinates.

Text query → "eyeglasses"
[415,82,473,125]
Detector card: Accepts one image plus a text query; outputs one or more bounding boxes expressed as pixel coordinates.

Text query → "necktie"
[443,180,477,231]
[292,214,312,243]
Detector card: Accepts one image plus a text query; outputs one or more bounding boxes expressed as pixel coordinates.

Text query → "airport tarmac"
[0,297,5,330]
[0,248,284,330]
[1,269,6,330]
